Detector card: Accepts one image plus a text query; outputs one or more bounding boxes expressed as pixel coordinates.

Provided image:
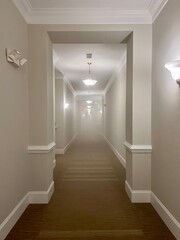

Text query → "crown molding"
[63,76,76,97]
[104,49,127,96]
[149,0,168,22]
[12,0,31,22]
[12,0,150,24]
[22,9,152,24]
[13,0,168,24]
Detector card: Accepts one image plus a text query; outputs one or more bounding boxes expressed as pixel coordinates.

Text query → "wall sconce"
[6,48,27,67]
[165,60,180,87]
[64,103,69,109]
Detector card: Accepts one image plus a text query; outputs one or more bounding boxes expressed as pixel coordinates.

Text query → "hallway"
[6,134,175,240]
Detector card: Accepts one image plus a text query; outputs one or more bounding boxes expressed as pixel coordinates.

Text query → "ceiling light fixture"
[86,100,93,104]
[82,63,97,86]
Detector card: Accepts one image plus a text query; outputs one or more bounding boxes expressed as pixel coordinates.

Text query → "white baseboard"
[151,192,180,239]
[104,136,126,168]
[0,181,54,240]
[125,181,151,203]
[28,181,54,204]
[55,135,76,155]
[0,194,29,240]
[125,181,180,238]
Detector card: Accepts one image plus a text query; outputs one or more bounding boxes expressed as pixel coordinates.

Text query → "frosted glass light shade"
[165,60,180,86]
[82,78,97,86]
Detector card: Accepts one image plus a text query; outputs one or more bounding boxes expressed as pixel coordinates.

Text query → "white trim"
[13,0,168,24]
[55,63,76,97]
[55,135,76,155]
[125,182,180,238]
[55,149,65,154]
[104,50,127,96]
[0,194,29,240]
[64,76,76,97]
[12,6,151,24]
[0,181,54,240]
[12,0,169,25]
[28,181,54,204]
[151,193,180,239]
[12,0,31,22]
[125,181,151,203]
[149,0,168,23]
[53,159,56,169]
[28,142,56,154]
[104,136,126,168]
[124,141,152,154]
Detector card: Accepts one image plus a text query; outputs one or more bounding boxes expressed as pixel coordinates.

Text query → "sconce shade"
[165,60,180,87]
[6,48,27,67]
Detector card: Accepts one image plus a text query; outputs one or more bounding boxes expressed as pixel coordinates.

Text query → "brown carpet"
[5,134,175,239]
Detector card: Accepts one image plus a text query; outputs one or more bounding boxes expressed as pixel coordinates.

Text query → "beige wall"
[55,77,65,149]
[64,82,75,146]
[47,35,55,144]
[0,0,29,224]
[132,28,152,145]
[55,73,75,151]
[125,34,133,144]
[152,0,180,223]
[104,63,126,161]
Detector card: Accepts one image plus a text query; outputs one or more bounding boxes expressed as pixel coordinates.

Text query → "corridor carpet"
[5,134,175,240]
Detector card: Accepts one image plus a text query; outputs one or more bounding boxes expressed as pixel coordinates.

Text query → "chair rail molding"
[124,141,152,154]
[28,142,56,154]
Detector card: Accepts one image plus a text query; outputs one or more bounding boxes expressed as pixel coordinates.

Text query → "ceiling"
[12,0,168,97]
[52,31,129,97]
[13,0,168,24]
[54,44,126,96]
[23,0,153,9]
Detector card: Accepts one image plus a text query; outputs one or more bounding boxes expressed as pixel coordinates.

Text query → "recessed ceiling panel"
[54,44,126,95]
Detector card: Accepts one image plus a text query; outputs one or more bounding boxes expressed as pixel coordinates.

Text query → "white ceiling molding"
[54,53,76,96]
[149,0,168,23]
[63,76,77,97]
[12,0,31,22]
[12,0,168,24]
[104,49,127,96]
[28,10,151,25]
